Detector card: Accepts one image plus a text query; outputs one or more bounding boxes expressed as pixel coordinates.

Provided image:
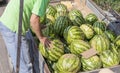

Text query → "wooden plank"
[80,65,120,73]
[39,52,51,73]
[0,33,13,73]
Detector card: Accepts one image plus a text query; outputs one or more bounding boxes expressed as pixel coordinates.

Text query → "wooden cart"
[0,0,120,73]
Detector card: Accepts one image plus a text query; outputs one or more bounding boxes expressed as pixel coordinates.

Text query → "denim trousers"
[0,22,33,73]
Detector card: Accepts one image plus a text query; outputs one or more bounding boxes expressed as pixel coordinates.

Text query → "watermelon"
[46,15,55,24]
[56,54,80,73]
[54,16,71,36]
[39,39,64,61]
[54,71,75,73]
[70,40,90,55]
[63,26,85,44]
[118,49,120,60]
[93,21,106,34]
[55,3,68,19]
[59,71,76,73]
[100,50,120,67]
[46,5,57,17]
[110,43,119,54]
[55,12,67,20]
[114,35,120,47]
[81,55,102,71]
[55,3,67,13]
[85,13,98,25]
[42,18,55,38]
[90,34,110,53]
[80,24,95,39]
[103,30,116,42]
[68,9,85,26]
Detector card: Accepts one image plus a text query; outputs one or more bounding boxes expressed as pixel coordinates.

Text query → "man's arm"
[30,13,50,47]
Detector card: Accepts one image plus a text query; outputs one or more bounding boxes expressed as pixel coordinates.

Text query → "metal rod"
[16,0,24,72]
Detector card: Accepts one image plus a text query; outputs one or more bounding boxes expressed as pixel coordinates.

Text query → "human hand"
[39,37,51,48]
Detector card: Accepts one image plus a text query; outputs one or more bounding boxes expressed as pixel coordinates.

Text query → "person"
[0,0,50,73]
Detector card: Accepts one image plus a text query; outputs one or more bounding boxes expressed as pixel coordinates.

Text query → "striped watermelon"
[55,3,67,13]
[59,71,76,73]
[93,21,106,34]
[42,18,55,38]
[56,54,80,73]
[100,50,120,67]
[118,49,120,60]
[55,3,68,19]
[45,5,56,27]
[68,9,85,26]
[114,35,120,47]
[70,40,90,55]
[110,43,119,55]
[81,55,102,71]
[80,24,95,39]
[46,5,57,17]
[90,34,110,53]
[85,13,98,25]
[63,26,85,44]
[103,30,116,42]
[54,69,77,73]
[55,12,67,20]
[54,16,71,36]
[46,15,55,24]
[39,39,64,61]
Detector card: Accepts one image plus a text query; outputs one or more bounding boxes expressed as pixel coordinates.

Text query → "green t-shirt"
[0,0,49,34]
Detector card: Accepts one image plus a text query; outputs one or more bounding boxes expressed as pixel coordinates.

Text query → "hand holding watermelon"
[39,37,51,48]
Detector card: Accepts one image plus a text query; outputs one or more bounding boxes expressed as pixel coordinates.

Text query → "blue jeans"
[0,22,33,73]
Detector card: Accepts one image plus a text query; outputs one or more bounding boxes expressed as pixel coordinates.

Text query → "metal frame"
[86,0,119,24]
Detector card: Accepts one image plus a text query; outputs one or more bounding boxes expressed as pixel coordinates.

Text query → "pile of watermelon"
[37,3,120,73]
